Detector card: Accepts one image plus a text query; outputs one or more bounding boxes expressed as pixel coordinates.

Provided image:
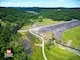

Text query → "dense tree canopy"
[0,7,38,23]
[40,8,80,21]
[0,7,39,60]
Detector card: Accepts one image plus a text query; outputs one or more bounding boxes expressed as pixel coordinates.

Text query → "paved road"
[29,29,47,60]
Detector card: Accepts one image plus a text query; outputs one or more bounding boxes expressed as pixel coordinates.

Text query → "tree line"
[40,8,80,21]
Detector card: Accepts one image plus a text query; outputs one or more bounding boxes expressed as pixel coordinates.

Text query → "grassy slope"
[29,46,44,60]
[20,18,64,30]
[45,44,80,60]
[36,18,63,26]
[27,32,42,44]
[19,32,44,60]
[62,26,80,48]
[20,25,31,30]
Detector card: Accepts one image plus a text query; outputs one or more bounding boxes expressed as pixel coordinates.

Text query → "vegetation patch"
[62,26,80,48]
[27,32,42,44]
[40,9,80,21]
[44,43,80,60]
[20,18,63,30]
[20,25,31,30]
[29,45,44,60]
[36,18,62,26]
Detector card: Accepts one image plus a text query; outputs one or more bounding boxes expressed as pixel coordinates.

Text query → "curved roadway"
[29,29,47,60]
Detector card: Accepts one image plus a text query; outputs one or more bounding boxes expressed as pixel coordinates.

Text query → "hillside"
[11,7,80,21]
[0,7,38,60]
[40,8,80,21]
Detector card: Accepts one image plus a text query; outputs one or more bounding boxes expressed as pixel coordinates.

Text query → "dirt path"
[65,40,72,46]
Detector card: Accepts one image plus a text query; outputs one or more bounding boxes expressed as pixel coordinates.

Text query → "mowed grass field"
[62,26,80,48]
[45,44,80,60]
[36,18,63,26]
[29,46,44,60]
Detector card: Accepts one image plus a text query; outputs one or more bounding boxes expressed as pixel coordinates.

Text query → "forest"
[13,7,80,21]
[40,8,80,21]
[0,7,38,60]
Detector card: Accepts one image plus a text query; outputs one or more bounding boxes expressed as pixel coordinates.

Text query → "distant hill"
[9,7,80,12]
[40,8,80,21]
[7,7,80,21]
[9,7,40,12]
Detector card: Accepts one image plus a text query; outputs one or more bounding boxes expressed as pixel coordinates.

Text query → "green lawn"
[29,46,44,60]
[20,25,31,30]
[62,26,80,48]
[36,18,64,26]
[44,43,80,60]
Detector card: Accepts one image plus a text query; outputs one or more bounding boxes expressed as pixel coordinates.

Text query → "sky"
[0,0,80,7]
